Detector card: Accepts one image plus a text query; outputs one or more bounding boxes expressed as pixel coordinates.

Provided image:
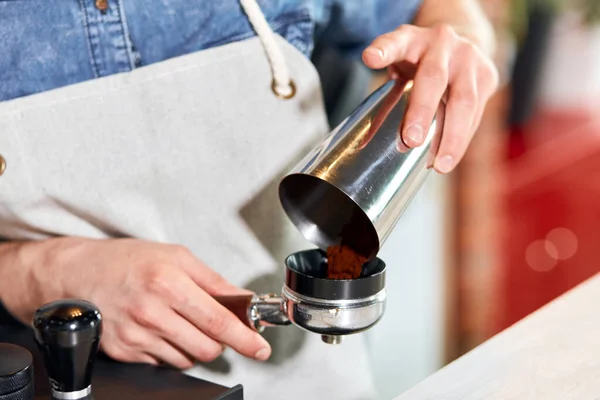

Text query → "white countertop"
[395,272,600,400]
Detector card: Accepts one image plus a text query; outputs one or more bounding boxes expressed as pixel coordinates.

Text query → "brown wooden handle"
[213,294,256,330]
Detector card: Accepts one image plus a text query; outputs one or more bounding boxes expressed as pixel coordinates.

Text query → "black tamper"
[0,343,34,400]
[32,300,102,400]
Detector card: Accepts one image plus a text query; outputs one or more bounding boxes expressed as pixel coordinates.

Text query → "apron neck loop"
[240,0,296,99]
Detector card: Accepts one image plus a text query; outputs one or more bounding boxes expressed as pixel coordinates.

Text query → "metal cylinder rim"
[279,173,381,260]
[282,285,386,307]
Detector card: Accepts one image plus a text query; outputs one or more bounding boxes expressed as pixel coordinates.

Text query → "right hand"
[2,237,271,368]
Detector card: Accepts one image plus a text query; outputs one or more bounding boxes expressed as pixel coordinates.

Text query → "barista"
[0,0,497,398]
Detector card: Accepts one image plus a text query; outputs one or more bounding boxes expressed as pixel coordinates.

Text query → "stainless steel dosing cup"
[279,79,445,260]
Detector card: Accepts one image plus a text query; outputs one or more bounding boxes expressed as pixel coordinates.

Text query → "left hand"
[362,24,499,174]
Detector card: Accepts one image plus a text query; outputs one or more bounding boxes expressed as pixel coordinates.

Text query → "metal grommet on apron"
[271,79,296,99]
[0,155,6,176]
[240,0,296,100]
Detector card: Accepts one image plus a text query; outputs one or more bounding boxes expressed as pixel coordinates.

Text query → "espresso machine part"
[215,249,386,344]
[0,343,34,400]
[33,299,102,400]
[279,79,445,260]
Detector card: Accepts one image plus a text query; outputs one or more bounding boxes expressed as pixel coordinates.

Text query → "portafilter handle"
[213,294,290,332]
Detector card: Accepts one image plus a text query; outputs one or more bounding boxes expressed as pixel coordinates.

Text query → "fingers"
[103,344,160,367]
[99,323,159,365]
[116,322,194,369]
[402,26,455,148]
[364,23,500,172]
[102,321,192,369]
[140,261,270,362]
[131,300,225,364]
[136,354,160,365]
[362,25,425,70]
[434,69,478,173]
[470,59,500,134]
[194,267,247,296]
[145,339,196,370]
[174,276,272,361]
[172,245,246,296]
[434,42,495,173]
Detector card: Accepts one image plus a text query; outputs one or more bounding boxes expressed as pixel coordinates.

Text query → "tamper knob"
[33,299,102,400]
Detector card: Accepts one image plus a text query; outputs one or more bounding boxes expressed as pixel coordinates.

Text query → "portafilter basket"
[214,249,386,344]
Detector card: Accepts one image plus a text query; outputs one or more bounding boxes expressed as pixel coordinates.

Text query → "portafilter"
[216,79,444,344]
[214,248,386,345]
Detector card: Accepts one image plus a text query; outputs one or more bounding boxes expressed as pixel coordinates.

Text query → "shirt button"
[0,155,6,177]
[95,0,109,11]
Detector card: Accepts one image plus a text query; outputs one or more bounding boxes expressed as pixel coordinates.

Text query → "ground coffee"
[326,244,367,280]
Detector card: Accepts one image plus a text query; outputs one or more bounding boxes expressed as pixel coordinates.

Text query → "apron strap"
[240,0,296,99]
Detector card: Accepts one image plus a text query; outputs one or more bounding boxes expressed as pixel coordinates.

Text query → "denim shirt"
[0,0,422,103]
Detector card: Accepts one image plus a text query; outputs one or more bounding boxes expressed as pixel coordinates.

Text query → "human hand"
[362,24,499,173]
[2,237,271,368]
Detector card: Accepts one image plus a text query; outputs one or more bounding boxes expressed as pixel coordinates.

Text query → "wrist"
[0,237,80,324]
[0,240,40,323]
[0,241,23,294]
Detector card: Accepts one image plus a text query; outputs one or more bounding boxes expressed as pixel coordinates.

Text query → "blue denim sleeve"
[312,0,424,59]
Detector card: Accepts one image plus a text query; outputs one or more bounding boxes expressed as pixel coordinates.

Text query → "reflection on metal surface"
[249,293,291,331]
[52,385,91,400]
[279,79,445,259]
[246,288,386,339]
[281,286,386,337]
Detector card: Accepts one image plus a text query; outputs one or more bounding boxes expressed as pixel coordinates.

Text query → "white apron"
[0,15,378,400]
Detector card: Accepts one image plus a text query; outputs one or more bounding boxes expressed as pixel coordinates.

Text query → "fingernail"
[396,137,409,153]
[365,47,384,60]
[435,155,454,173]
[254,348,271,361]
[405,124,423,145]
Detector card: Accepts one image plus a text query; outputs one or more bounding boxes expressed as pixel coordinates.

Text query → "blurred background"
[312,0,600,398]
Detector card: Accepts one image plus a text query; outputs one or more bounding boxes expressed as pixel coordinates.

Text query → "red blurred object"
[496,109,600,333]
